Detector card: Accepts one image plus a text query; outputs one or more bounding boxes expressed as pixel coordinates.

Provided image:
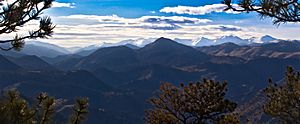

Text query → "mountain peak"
[141,37,193,52]
[148,37,179,46]
[220,35,241,39]
[156,37,173,42]
[194,37,214,46]
[261,35,277,43]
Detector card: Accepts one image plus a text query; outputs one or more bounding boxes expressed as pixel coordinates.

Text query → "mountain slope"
[8,55,57,71]
[27,41,70,54]
[0,55,21,71]
[74,46,140,71]
[20,43,69,58]
[198,41,300,60]
[138,37,210,66]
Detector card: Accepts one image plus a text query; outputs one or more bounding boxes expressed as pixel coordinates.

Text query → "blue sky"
[37,0,300,47]
[48,0,219,17]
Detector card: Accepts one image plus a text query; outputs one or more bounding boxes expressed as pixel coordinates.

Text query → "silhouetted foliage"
[70,98,89,124]
[0,90,88,124]
[145,79,240,124]
[264,67,300,123]
[222,0,300,24]
[0,0,55,51]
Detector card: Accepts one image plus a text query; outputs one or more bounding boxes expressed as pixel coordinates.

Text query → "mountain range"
[0,37,299,123]
[0,35,286,59]
[73,35,283,56]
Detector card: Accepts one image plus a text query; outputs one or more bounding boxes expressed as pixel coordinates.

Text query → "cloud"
[57,15,212,25]
[140,16,212,24]
[52,2,76,8]
[54,15,212,30]
[160,4,240,15]
[213,26,242,31]
[0,1,76,8]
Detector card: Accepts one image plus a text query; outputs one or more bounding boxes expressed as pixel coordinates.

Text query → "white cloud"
[0,1,76,8]
[160,4,240,15]
[52,2,76,8]
[57,15,212,25]
[54,15,212,31]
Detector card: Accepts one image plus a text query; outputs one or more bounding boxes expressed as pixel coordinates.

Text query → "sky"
[21,0,300,47]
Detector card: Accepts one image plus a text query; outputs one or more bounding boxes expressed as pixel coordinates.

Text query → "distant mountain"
[260,35,278,43]
[73,38,155,56]
[119,38,157,47]
[192,35,282,47]
[261,40,300,52]
[0,50,26,58]
[75,49,97,56]
[64,37,213,72]
[41,54,82,64]
[124,44,140,49]
[0,55,21,71]
[27,41,70,54]
[198,41,300,60]
[73,46,139,72]
[216,35,252,45]
[0,41,70,58]
[0,43,26,57]
[194,37,215,46]
[18,41,70,58]
[56,37,242,82]
[8,55,57,71]
[139,37,210,66]
[67,46,82,53]
[194,35,252,47]
[0,35,285,59]
[67,35,285,55]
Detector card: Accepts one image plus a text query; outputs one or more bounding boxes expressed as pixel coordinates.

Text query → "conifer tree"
[264,67,300,123]
[0,90,88,124]
[0,0,55,51]
[145,79,239,124]
[70,98,89,124]
[222,0,300,24]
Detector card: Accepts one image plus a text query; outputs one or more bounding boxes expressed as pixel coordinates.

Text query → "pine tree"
[263,67,300,123]
[0,90,88,124]
[70,98,89,124]
[222,0,300,24]
[0,0,55,51]
[145,79,240,124]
